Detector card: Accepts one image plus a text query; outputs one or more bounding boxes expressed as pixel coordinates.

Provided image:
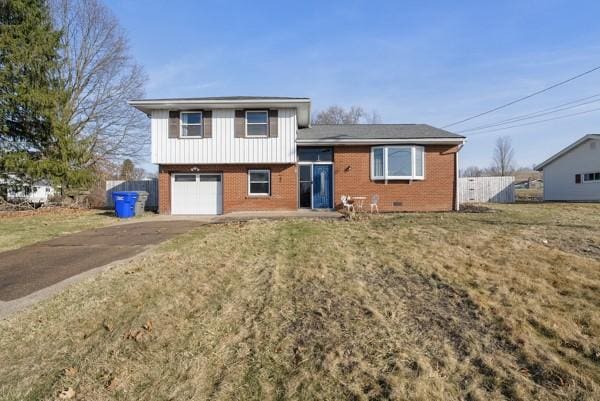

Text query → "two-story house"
[128,96,465,215]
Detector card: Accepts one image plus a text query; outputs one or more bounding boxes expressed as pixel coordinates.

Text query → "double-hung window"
[180,112,203,137]
[246,111,269,137]
[371,145,425,180]
[248,169,270,195]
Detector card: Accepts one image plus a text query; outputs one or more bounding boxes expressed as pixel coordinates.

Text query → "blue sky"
[106,0,600,170]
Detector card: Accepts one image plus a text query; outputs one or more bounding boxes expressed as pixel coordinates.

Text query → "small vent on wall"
[591,141,597,149]
[392,201,403,207]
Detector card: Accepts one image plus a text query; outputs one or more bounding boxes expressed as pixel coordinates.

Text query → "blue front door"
[312,164,332,208]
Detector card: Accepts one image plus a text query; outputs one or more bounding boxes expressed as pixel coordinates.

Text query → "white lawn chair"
[370,194,379,213]
[341,195,354,212]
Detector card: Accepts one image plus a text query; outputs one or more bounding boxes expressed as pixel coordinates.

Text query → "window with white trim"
[371,146,425,180]
[245,111,268,136]
[180,112,203,137]
[583,172,600,182]
[248,169,270,195]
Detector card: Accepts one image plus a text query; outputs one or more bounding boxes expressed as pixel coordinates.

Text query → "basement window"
[371,145,425,180]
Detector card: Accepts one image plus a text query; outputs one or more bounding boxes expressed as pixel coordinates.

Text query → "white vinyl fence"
[106,179,158,210]
[459,176,515,204]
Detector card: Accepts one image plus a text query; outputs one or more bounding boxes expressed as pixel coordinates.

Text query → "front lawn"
[0,208,138,252]
[0,203,599,400]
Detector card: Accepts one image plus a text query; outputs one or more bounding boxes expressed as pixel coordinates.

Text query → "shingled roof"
[297,124,464,142]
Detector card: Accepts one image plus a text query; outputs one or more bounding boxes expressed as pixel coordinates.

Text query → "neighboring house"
[2,178,56,205]
[535,134,600,201]
[128,96,466,215]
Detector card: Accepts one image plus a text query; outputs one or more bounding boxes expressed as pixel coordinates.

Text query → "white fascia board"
[295,138,466,145]
[128,99,311,127]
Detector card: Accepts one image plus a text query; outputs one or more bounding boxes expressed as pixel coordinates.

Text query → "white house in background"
[535,134,600,202]
[2,178,56,205]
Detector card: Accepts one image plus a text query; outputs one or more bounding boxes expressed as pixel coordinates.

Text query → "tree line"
[0,0,147,195]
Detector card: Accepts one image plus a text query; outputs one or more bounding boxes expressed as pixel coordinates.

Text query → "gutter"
[455,143,464,211]
[296,138,466,145]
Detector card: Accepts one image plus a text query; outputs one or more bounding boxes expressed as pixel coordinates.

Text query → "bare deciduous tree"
[491,136,515,176]
[312,105,364,124]
[461,166,485,177]
[364,110,382,124]
[312,105,382,124]
[51,0,148,166]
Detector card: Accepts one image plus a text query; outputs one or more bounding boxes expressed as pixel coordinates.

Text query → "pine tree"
[0,0,93,192]
[0,0,59,179]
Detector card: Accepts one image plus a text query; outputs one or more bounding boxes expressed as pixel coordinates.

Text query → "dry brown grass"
[0,203,599,400]
[515,188,543,202]
[0,208,117,252]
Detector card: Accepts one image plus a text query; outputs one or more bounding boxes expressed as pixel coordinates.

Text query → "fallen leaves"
[102,320,113,332]
[105,375,120,391]
[58,387,75,399]
[142,319,153,332]
[124,319,154,342]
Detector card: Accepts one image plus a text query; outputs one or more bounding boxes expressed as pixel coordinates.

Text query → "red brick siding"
[333,145,458,212]
[157,145,458,214]
[158,164,297,214]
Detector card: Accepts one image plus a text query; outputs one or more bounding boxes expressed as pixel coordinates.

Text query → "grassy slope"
[0,204,599,400]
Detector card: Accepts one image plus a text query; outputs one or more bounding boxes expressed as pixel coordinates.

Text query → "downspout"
[454,143,464,211]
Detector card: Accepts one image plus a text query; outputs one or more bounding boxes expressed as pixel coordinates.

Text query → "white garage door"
[171,174,223,215]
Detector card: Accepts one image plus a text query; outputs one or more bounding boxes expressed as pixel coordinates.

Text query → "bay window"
[371,145,425,180]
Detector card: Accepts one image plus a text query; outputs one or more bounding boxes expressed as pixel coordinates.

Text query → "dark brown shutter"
[203,110,212,138]
[575,174,581,184]
[168,111,179,138]
[234,110,245,138]
[269,109,278,138]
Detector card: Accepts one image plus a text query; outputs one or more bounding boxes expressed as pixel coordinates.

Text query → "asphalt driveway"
[0,221,203,302]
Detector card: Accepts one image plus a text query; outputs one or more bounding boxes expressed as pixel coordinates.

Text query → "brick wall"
[333,145,458,212]
[157,145,458,214]
[158,164,297,214]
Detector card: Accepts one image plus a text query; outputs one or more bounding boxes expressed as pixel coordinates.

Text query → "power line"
[467,106,600,136]
[442,64,600,129]
[458,94,600,133]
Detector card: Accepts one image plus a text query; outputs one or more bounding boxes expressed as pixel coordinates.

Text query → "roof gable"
[535,134,600,170]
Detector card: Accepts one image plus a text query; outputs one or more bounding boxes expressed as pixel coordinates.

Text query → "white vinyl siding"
[543,137,600,201]
[151,109,296,164]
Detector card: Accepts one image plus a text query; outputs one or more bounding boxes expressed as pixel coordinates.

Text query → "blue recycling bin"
[112,191,139,218]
